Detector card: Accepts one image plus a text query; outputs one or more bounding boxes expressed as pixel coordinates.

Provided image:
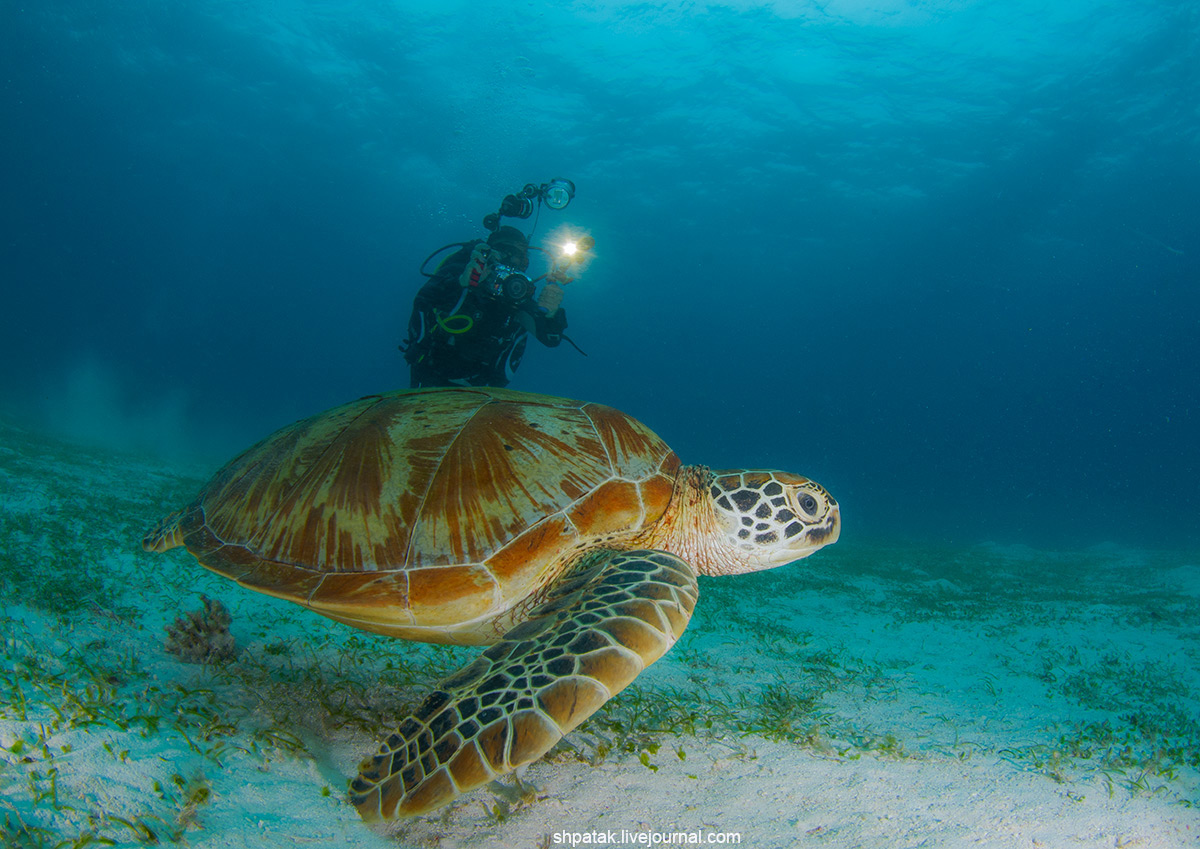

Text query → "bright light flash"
[560,241,578,257]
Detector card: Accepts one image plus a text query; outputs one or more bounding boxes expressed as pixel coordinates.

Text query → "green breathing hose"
[435,310,473,334]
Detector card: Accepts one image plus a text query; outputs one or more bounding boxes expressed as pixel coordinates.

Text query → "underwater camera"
[486,264,536,303]
[483,178,575,231]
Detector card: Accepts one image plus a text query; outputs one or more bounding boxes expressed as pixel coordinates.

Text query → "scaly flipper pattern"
[350,549,698,820]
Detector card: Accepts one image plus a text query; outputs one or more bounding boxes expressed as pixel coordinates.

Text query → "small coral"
[166,594,236,664]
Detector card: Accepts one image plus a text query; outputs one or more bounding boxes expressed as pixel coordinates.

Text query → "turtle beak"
[810,508,840,547]
[787,499,840,560]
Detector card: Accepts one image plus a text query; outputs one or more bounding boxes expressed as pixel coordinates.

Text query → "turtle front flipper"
[350,549,699,821]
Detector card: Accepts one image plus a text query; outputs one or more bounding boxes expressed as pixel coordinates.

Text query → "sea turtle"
[143,387,840,820]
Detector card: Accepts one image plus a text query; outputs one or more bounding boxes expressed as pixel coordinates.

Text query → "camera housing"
[486,265,535,302]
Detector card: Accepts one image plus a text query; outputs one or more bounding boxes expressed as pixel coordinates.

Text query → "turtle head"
[701,469,840,575]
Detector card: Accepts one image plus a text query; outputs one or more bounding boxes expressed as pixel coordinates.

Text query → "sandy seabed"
[1,419,1197,848]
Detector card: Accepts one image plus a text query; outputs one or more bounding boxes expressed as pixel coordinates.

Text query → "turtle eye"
[798,493,819,516]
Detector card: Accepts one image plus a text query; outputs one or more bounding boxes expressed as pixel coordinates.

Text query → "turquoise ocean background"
[3,0,1197,550]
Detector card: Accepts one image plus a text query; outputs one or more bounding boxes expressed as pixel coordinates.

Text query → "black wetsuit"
[402,241,567,388]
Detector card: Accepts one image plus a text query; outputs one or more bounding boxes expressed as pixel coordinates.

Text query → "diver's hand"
[545,267,574,285]
[459,244,490,288]
[537,283,564,317]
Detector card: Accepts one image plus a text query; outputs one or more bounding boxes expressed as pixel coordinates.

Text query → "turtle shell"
[160,387,681,645]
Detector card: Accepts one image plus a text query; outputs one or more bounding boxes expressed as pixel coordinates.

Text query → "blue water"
[2,1,1198,549]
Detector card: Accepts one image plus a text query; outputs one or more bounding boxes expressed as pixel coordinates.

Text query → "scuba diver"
[401,178,592,388]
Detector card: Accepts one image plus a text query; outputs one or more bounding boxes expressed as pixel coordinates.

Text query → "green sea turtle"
[143,387,840,820]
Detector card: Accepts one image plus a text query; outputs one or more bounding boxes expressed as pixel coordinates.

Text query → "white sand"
[1,424,1197,847]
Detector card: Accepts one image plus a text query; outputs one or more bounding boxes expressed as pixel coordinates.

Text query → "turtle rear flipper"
[350,549,699,820]
[142,510,186,553]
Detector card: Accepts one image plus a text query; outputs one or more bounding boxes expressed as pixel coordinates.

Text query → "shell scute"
[638,472,678,519]
[584,402,676,481]
[567,479,645,538]
[406,564,498,626]
[305,572,412,630]
[480,516,574,588]
[406,399,612,568]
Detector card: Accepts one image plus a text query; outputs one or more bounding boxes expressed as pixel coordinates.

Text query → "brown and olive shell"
[158,387,681,643]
